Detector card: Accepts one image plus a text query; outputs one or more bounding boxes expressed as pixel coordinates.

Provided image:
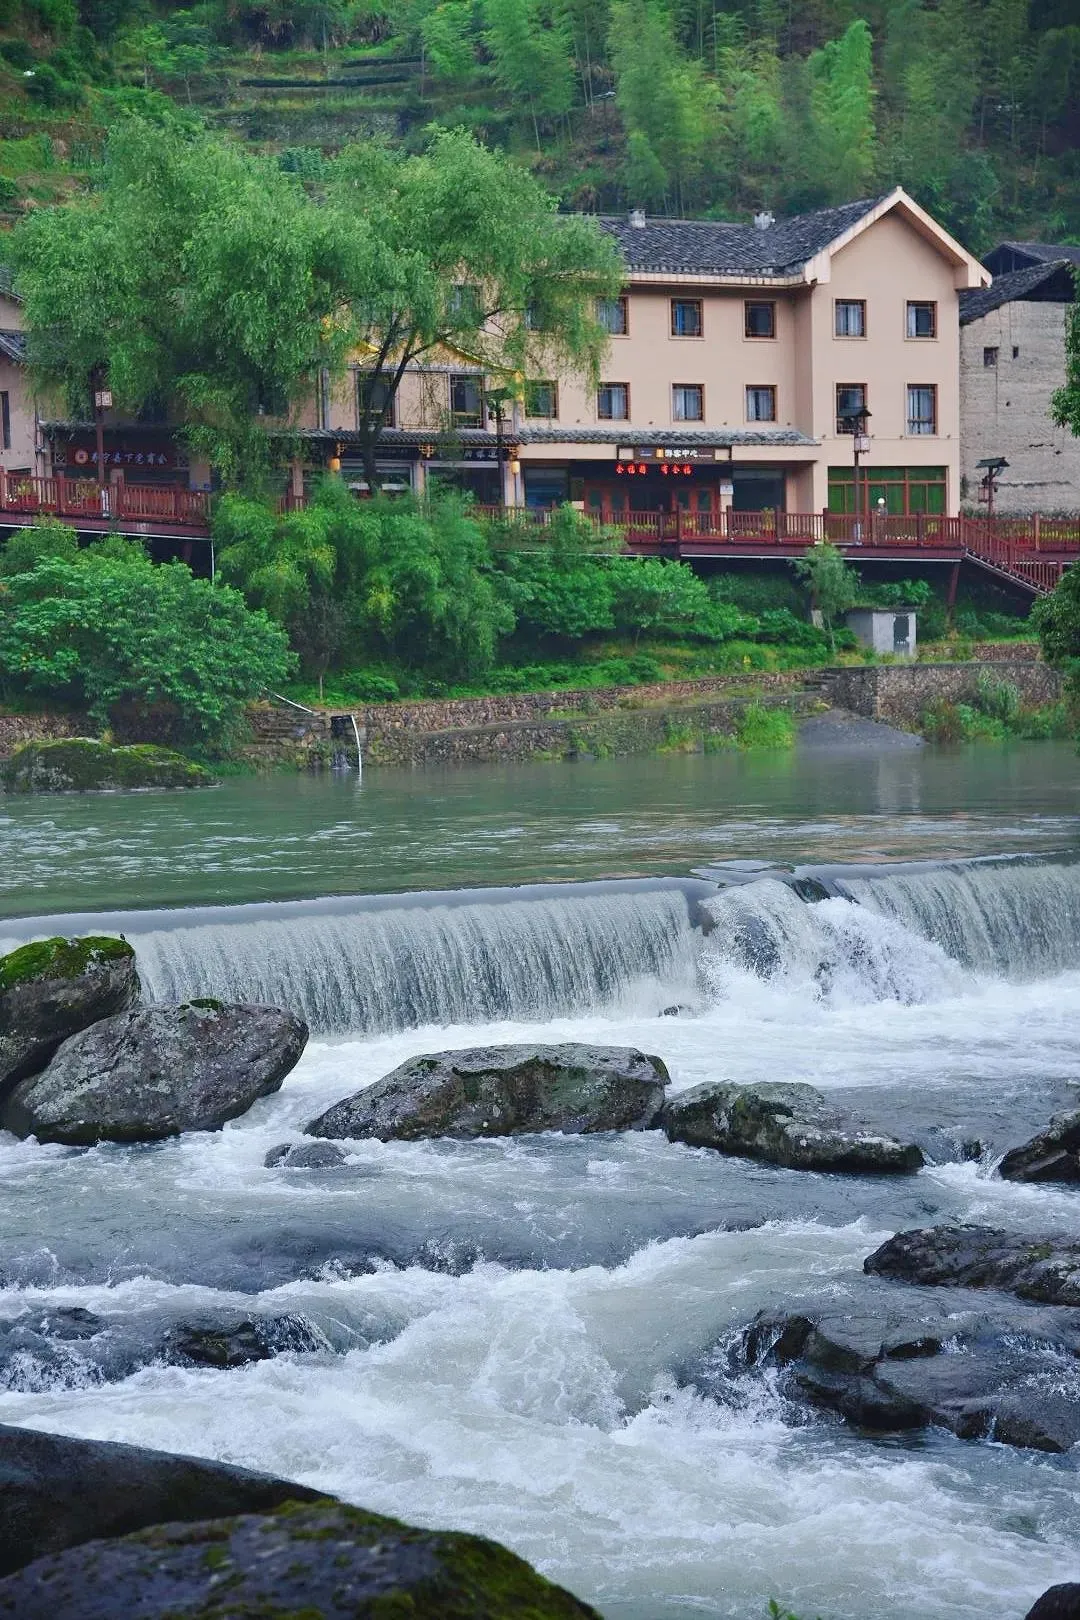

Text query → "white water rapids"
[1,859,1078,1618]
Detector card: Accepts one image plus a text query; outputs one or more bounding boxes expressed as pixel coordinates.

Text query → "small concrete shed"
[845,608,918,658]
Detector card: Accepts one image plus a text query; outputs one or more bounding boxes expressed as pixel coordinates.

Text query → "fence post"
[0,465,6,510]
[916,512,924,548]
[1033,512,1041,552]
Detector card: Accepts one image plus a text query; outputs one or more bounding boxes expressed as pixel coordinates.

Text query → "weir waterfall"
[1,757,1079,1620]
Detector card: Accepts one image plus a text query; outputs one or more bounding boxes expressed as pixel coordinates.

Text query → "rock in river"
[661,1081,924,1174]
[0,1499,602,1619]
[0,1423,324,1577]
[0,738,214,794]
[1026,1588,1080,1620]
[864,1225,1080,1307]
[306,1043,669,1140]
[718,1296,1080,1452]
[0,936,138,1101]
[0,1001,307,1145]
[999,1107,1080,1183]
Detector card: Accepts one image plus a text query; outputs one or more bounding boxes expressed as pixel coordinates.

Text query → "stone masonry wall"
[827,661,1062,729]
[960,301,1080,513]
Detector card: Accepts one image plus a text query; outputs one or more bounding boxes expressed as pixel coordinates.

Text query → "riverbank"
[0,649,1069,776]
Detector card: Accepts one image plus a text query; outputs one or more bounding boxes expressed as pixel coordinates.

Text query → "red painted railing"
[0,470,211,530]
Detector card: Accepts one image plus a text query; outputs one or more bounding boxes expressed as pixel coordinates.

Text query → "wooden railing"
[0,470,211,529]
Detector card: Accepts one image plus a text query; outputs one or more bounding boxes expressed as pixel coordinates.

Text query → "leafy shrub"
[23,61,83,106]
[736,702,796,749]
[0,176,18,209]
[974,671,1021,725]
[0,39,37,70]
[0,529,292,742]
[711,570,803,615]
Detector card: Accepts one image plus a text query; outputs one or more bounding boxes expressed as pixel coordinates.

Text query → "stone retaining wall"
[365,692,819,768]
[826,661,1062,729]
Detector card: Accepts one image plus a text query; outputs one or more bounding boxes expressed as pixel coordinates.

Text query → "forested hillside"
[0,0,1076,251]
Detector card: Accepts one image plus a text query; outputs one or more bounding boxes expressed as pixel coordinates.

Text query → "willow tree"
[9,117,363,485]
[326,127,622,494]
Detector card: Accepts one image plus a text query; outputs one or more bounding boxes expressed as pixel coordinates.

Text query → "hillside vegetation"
[0,0,1077,250]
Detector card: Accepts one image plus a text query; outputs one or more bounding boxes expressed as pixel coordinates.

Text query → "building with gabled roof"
[959,247,1078,514]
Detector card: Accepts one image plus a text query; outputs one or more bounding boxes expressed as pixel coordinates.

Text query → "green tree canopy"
[9,118,364,485]
[0,527,293,740]
[326,127,622,491]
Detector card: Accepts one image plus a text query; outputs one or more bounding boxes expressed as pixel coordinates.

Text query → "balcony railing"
[0,470,211,530]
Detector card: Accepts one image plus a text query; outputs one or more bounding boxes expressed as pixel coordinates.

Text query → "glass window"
[836,383,867,434]
[906,301,937,338]
[358,372,395,426]
[745,386,776,422]
[448,283,481,324]
[597,296,628,335]
[906,384,937,435]
[597,382,629,420]
[524,380,558,418]
[449,373,483,426]
[835,300,866,337]
[829,463,946,515]
[0,390,10,452]
[672,383,704,421]
[671,299,703,337]
[744,301,776,338]
[983,346,999,367]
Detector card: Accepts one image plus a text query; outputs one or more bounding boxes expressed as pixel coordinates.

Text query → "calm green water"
[1,740,1078,919]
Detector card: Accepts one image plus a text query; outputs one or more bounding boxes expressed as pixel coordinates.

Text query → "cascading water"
[2,837,1079,1619]
[831,855,1080,978]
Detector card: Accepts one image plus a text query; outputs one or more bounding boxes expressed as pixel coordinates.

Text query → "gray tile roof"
[298,425,817,449]
[959,260,1076,323]
[597,196,886,277]
[0,329,26,364]
[991,241,1080,268]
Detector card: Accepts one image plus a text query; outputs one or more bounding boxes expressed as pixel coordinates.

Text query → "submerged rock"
[0,738,214,794]
[864,1225,1080,1307]
[306,1043,669,1141]
[0,1002,307,1145]
[720,1297,1080,1453]
[661,1081,923,1174]
[1000,1108,1080,1183]
[0,1499,602,1620]
[1026,1587,1080,1620]
[0,1424,323,1577]
[0,1308,327,1390]
[265,1139,351,1169]
[0,936,138,1101]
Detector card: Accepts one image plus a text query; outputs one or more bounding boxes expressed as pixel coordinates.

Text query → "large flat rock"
[662,1081,923,1174]
[0,1002,307,1144]
[0,1424,323,1577]
[305,1043,669,1141]
[864,1225,1080,1306]
[0,1499,602,1619]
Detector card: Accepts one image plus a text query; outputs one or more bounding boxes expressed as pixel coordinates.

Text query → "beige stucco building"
[5,187,993,527]
[308,187,988,521]
[0,273,33,477]
[959,244,1079,515]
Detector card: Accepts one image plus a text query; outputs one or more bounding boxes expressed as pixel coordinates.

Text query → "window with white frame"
[525,380,558,418]
[597,295,628,335]
[745,385,776,422]
[835,299,866,337]
[449,373,484,426]
[597,382,629,420]
[906,301,937,338]
[672,383,704,421]
[906,384,937,435]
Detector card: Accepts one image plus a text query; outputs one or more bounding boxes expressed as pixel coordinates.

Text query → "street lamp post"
[975,455,1008,522]
[90,367,113,516]
[837,403,872,544]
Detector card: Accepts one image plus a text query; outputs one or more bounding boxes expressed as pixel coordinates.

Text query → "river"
[0,742,1078,1619]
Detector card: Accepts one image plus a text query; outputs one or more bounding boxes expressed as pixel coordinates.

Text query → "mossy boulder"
[305,1043,669,1141]
[0,1001,308,1145]
[0,738,214,793]
[661,1081,924,1174]
[999,1108,1080,1183]
[0,1424,325,1579]
[864,1225,1080,1306]
[0,1499,602,1619]
[0,935,138,1101]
